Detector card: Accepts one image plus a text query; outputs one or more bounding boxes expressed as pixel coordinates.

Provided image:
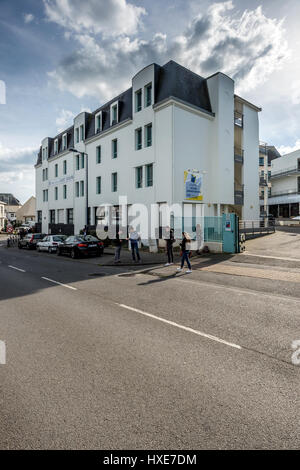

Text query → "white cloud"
[55,109,75,132]
[47,1,289,101]
[43,0,146,37]
[277,140,300,156]
[24,13,34,24]
[0,143,38,203]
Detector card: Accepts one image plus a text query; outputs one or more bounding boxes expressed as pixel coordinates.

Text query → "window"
[135,128,142,150]
[54,186,58,200]
[96,176,101,194]
[112,139,118,158]
[42,148,45,160]
[63,134,67,150]
[80,153,85,169]
[43,189,48,202]
[54,139,58,154]
[63,185,67,199]
[298,176,300,194]
[145,83,152,107]
[63,160,67,175]
[259,157,264,166]
[55,164,58,178]
[76,154,80,170]
[111,104,118,125]
[50,210,55,224]
[96,146,101,164]
[37,211,42,223]
[146,163,153,187]
[95,112,102,133]
[43,168,48,181]
[80,180,84,197]
[67,209,73,224]
[145,123,152,147]
[45,147,48,159]
[80,124,84,141]
[135,89,142,112]
[76,128,79,143]
[136,166,143,188]
[112,172,117,192]
[75,181,79,198]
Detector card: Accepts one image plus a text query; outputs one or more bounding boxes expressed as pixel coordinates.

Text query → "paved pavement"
[0,239,300,449]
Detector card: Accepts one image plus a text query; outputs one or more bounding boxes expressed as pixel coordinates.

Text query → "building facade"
[269,149,300,218]
[0,194,22,222]
[0,201,6,231]
[15,196,36,224]
[259,143,281,219]
[35,61,261,237]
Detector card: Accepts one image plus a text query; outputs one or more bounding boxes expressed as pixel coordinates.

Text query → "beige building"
[259,142,281,219]
[15,196,36,224]
[0,201,6,231]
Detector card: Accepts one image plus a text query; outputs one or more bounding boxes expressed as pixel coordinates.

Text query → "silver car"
[37,235,67,253]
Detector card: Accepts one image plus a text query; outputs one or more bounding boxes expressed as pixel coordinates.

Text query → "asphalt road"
[0,244,299,449]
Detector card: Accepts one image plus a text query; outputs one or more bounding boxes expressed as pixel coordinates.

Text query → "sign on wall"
[184,170,203,201]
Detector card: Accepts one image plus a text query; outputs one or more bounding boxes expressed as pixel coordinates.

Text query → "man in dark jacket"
[114,230,123,263]
[164,226,175,266]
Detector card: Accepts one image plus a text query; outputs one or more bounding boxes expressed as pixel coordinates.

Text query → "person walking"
[128,226,141,263]
[177,232,192,273]
[114,230,123,263]
[164,226,175,266]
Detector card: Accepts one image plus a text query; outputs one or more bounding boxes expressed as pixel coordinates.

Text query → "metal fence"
[239,219,275,239]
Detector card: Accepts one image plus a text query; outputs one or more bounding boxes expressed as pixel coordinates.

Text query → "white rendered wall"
[243,105,259,220]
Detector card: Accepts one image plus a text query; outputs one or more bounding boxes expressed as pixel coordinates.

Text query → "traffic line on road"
[41,277,77,290]
[8,265,26,273]
[116,303,242,350]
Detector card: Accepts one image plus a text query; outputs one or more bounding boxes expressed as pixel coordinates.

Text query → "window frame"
[136,166,143,189]
[95,111,102,133]
[111,172,118,192]
[145,123,152,147]
[112,139,118,159]
[96,145,101,164]
[96,176,101,194]
[145,83,152,107]
[146,163,153,187]
[135,128,142,151]
[135,89,142,112]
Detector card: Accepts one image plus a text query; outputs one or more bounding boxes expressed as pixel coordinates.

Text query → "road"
[0,242,299,449]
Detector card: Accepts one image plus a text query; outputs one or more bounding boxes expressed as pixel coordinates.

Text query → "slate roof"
[36,60,213,165]
[0,193,21,205]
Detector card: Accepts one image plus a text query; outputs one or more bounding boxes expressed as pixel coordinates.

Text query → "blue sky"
[1,0,300,202]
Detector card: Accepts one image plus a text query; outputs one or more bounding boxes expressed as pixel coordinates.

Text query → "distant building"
[269,149,300,218]
[15,196,36,224]
[0,200,6,231]
[0,193,22,222]
[259,143,281,219]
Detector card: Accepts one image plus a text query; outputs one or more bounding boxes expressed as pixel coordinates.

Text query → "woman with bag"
[177,232,192,273]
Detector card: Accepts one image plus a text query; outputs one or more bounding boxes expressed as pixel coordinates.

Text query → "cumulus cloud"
[24,13,34,24]
[277,140,300,156]
[43,0,146,37]
[0,143,38,203]
[47,1,289,101]
[55,109,75,132]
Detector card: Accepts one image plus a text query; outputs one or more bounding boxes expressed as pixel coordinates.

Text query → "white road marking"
[41,277,77,290]
[8,265,26,273]
[116,303,242,350]
[242,252,300,262]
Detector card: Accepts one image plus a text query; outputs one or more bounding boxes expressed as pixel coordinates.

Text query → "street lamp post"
[68,148,89,230]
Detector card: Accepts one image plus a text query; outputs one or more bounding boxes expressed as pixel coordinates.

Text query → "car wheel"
[71,249,77,259]
[18,243,22,249]
[48,247,52,253]
[57,248,61,256]
[37,246,41,252]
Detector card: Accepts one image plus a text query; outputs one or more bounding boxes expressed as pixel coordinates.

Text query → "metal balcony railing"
[234,146,244,164]
[234,184,244,205]
[270,166,300,178]
[234,111,243,128]
[269,188,299,197]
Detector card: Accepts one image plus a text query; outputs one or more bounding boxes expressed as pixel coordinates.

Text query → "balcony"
[269,188,299,198]
[270,165,300,179]
[234,111,243,128]
[234,184,244,205]
[234,146,244,164]
[259,177,268,186]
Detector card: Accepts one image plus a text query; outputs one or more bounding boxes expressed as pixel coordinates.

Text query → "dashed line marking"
[41,277,77,290]
[8,265,26,273]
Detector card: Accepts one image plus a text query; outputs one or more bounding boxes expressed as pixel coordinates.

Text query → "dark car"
[18,233,46,250]
[57,235,104,259]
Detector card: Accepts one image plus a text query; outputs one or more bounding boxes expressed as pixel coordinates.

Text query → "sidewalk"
[92,247,182,266]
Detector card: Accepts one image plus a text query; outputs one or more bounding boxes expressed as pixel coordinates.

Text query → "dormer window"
[135,89,142,112]
[80,124,84,141]
[110,102,118,126]
[76,128,79,143]
[62,133,67,151]
[54,139,58,154]
[95,111,102,133]
[145,83,152,107]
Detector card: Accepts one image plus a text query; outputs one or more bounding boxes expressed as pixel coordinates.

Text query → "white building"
[35,61,261,236]
[259,143,281,219]
[269,150,300,218]
[0,201,6,231]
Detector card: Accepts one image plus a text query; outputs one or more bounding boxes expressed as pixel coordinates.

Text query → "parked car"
[37,235,67,253]
[18,233,46,250]
[57,235,104,259]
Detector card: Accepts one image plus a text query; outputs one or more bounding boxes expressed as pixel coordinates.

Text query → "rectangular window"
[37,211,42,223]
[112,139,118,158]
[67,209,73,224]
[63,185,67,199]
[43,190,48,202]
[80,153,85,169]
[145,123,152,147]
[75,181,79,198]
[54,139,58,154]
[96,176,101,194]
[96,146,101,164]
[63,134,67,150]
[136,166,143,188]
[259,157,264,166]
[80,124,84,141]
[95,112,102,133]
[50,210,55,224]
[111,104,118,124]
[76,154,80,170]
[63,160,67,175]
[76,128,79,143]
[46,168,48,180]
[55,164,58,178]
[145,83,152,107]
[135,128,142,150]
[146,163,153,187]
[298,176,300,193]
[135,89,142,112]
[80,180,84,197]
[112,172,117,192]
[55,186,58,200]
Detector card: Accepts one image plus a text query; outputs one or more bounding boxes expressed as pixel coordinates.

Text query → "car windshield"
[53,236,66,241]
[83,235,98,242]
